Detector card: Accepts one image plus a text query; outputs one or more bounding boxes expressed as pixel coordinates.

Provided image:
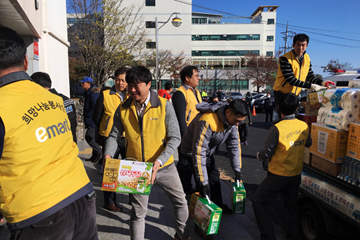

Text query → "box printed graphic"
[230,181,246,214]
[101,159,153,195]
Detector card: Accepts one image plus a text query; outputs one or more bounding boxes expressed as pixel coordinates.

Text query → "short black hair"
[293,34,309,45]
[226,99,248,116]
[126,66,152,85]
[0,25,27,72]
[114,67,127,77]
[180,65,198,83]
[165,82,173,90]
[31,72,52,88]
[278,93,299,115]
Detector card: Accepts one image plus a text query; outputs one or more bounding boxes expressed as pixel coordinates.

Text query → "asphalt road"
[216,112,359,240]
[214,112,292,232]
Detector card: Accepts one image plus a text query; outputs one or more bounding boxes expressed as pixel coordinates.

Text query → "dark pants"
[252,172,301,240]
[265,108,273,123]
[10,192,98,240]
[102,138,126,205]
[238,123,248,142]
[177,148,196,194]
[185,155,223,207]
[85,127,102,157]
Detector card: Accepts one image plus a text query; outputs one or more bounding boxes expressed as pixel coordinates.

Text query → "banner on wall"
[33,38,39,60]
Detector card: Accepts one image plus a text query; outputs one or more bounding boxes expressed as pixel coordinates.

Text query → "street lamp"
[155,12,182,90]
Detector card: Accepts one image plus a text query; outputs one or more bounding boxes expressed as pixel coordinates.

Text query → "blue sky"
[191,0,360,77]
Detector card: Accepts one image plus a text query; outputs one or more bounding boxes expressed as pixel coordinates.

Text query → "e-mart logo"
[35,119,71,142]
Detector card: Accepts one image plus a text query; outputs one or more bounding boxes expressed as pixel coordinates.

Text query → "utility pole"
[279,21,296,54]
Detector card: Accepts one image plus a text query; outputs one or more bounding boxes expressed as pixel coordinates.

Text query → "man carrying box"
[252,93,312,240]
[104,66,190,240]
[181,99,246,210]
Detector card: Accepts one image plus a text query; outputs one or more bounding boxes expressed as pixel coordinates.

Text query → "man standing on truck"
[272,34,334,109]
[252,93,312,240]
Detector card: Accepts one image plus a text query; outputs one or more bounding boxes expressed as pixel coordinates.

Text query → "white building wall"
[122,0,192,78]
[0,0,70,97]
[191,11,276,56]
[40,0,70,96]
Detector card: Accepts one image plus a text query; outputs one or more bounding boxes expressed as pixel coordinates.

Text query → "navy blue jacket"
[83,85,99,128]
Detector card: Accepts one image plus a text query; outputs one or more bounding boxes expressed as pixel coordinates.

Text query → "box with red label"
[298,114,317,131]
[101,159,153,195]
[310,123,348,163]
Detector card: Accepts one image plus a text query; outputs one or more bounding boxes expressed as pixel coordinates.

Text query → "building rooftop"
[251,5,279,18]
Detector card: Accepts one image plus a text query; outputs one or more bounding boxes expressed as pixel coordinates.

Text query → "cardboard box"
[101,159,153,195]
[310,123,348,163]
[304,102,319,116]
[189,192,201,220]
[311,153,342,177]
[347,122,360,161]
[230,181,246,214]
[308,91,324,109]
[304,147,311,165]
[193,197,222,235]
[298,114,317,131]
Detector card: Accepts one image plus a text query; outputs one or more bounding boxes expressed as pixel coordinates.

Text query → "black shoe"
[93,162,104,174]
[220,204,233,214]
[91,153,102,163]
[194,225,213,240]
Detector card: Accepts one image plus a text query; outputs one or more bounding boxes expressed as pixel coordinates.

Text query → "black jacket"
[83,85,99,128]
[264,96,275,111]
[49,88,77,143]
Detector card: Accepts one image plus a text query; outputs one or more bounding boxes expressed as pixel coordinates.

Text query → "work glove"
[310,84,325,92]
[256,152,265,161]
[234,171,241,182]
[199,184,210,198]
[322,80,335,88]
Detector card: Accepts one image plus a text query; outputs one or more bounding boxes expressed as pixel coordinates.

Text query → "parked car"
[229,92,243,100]
[251,93,267,108]
[253,94,272,112]
[219,92,229,102]
[298,90,308,113]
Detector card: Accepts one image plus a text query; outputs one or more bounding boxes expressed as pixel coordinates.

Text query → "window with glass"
[146,42,156,49]
[146,21,155,28]
[266,36,274,42]
[192,18,207,24]
[192,34,260,41]
[267,19,274,24]
[145,0,155,6]
[192,50,259,57]
[266,51,273,57]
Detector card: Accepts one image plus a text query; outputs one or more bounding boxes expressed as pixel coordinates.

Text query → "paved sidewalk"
[77,140,261,240]
[0,139,274,240]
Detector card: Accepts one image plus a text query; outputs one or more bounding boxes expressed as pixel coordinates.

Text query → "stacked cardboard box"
[310,123,348,163]
[309,123,346,177]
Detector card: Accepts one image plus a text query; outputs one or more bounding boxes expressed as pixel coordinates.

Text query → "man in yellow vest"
[104,66,190,240]
[172,65,202,195]
[273,34,334,109]
[252,93,312,240]
[92,67,128,212]
[0,26,97,239]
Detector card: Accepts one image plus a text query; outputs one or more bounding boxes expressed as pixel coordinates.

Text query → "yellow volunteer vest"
[273,51,311,95]
[269,119,309,176]
[176,85,202,126]
[120,95,174,169]
[99,89,128,137]
[0,80,90,224]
